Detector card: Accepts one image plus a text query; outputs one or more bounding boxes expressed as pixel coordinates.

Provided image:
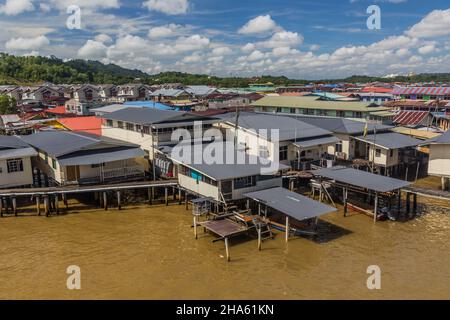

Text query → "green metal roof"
[251,96,390,112]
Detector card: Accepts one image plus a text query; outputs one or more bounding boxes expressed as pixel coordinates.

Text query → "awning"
[244,187,337,221]
[0,147,37,160]
[58,147,145,166]
[293,135,340,148]
[314,166,412,193]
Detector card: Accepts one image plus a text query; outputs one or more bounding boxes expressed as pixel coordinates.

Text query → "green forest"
[1,52,450,87]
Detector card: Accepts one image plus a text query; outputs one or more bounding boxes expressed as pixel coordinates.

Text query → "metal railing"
[102,166,145,180]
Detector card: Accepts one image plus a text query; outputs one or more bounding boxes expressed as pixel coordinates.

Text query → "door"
[66,165,80,182]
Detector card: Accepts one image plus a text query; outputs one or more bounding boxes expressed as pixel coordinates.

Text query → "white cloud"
[182,53,203,63]
[246,50,266,61]
[418,44,437,55]
[148,24,183,39]
[39,3,51,12]
[406,9,450,38]
[238,15,280,35]
[77,40,108,59]
[261,31,303,49]
[143,0,189,15]
[5,35,50,50]
[94,33,112,43]
[47,0,119,10]
[174,34,210,52]
[241,43,255,53]
[309,44,320,51]
[0,0,34,15]
[211,46,232,56]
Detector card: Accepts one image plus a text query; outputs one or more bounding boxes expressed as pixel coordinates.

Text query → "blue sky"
[1,0,450,79]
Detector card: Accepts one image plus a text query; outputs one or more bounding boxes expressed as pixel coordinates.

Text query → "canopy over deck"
[353,132,422,150]
[244,187,337,221]
[314,166,412,193]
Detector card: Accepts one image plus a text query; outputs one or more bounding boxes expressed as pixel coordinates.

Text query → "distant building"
[424,130,450,191]
[393,87,450,100]
[0,136,37,189]
[117,84,152,102]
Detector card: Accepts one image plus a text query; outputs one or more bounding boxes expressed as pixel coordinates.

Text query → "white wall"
[178,174,220,200]
[231,177,283,200]
[428,144,450,177]
[0,156,33,188]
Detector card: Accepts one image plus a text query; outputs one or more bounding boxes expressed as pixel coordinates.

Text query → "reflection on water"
[0,198,449,299]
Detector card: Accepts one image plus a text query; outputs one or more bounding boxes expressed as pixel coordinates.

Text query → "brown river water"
[0,191,449,300]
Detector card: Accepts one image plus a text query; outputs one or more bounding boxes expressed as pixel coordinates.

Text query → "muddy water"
[0,198,449,299]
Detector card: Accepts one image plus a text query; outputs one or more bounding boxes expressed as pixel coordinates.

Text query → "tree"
[0,95,17,114]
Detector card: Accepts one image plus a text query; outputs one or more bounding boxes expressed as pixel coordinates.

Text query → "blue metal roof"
[124,101,173,111]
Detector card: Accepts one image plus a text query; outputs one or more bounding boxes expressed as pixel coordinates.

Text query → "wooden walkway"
[403,186,450,201]
[0,179,178,197]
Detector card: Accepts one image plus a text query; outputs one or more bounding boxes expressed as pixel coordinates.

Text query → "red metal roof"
[393,111,429,126]
[57,116,102,136]
[46,106,68,115]
[360,87,393,94]
[393,87,450,96]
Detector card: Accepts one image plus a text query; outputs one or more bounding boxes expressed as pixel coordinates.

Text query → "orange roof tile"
[57,116,102,136]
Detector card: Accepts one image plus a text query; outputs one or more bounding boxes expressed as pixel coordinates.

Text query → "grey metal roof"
[149,89,187,97]
[0,147,37,160]
[314,166,412,192]
[293,135,340,148]
[58,147,145,166]
[223,112,333,141]
[19,131,138,158]
[91,104,135,114]
[101,107,213,126]
[170,141,289,180]
[285,115,393,135]
[244,187,337,221]
[353,132,422,149]
[185,86,217,96]
[0,135,31,149]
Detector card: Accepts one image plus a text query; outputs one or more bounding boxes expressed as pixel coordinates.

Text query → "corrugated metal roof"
[314,166,412,192]
[0,135,31,149]
[58,147,145,166]
[393,87,450,96]
[353,132,422,149]
[423,130,450,144]
[0,147,38,160]
[393,111,429,126]
[244,187,337,220]
[252,96,389,112]
[293,135,340,148]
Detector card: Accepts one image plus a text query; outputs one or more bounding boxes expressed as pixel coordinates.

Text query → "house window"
[375,148,381,157]
[234,176,255,189]
[91,163,104,168]
[136,124,141,132]
[126,123,134,131]
[390,149,394,157]
[335,142,343,153]
[106,119,113,127]
[142,126,150,134]
[52,159,57,169]
[7,158,24,173]
[279,145,288,161]
[353,112,363,118]
[117,121,124,129]
[336,111,345,118]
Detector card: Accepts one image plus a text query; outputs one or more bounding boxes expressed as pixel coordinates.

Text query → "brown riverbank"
[0,197,449,299]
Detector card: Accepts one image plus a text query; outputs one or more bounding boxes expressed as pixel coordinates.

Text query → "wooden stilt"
[193,215,198,239]
[103,192,108,210]
[406,192,411,214]
[54,195,59,215]
[173,186,176,201]
[165,187,168,206]
[257,227,262,251]
[185,193,189,210]
[225,237,230,262]
[0,197,3,217]
[44,196,49,217]
[36,196,41,216]
[373,192,378,222]
[12,197,17,216]
[178,188,182,205]
[343,187,348,217]
[413,194,417,214]
[285,216,289,243]
[117,191,121,210]
[63,193,68,209]
[148,187,152,205]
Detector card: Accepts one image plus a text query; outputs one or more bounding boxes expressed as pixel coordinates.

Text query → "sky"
[1,0,450,79]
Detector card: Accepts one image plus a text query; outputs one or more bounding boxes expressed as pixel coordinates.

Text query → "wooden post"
[319,185,323,203]
[178,188,182,205]
[148,187,153,205]
[225,237,230,262]
[165,187,168,206]
[405,166,409,181]
[54,195,59,215]
[406,192,411,214]
[193,215,198,239]
[413,194,417,214]
[285,216,289,243]
[185,193,189,210]
[373,192,378,222]
[257,227,262,251]
[12,197,17,216]
[343,187,348,217]
[258,203,261,215]
[397,190,401,215]
[0,197,3,217]
[103,192,108,210]
[246,199,250,209]
[415,162,420,182]
[98,192,103,208]
[63,193,68,209]
[36,196,41,216]
[44,196,49,217]
[117,191,121,210]
[173,187,176,201]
